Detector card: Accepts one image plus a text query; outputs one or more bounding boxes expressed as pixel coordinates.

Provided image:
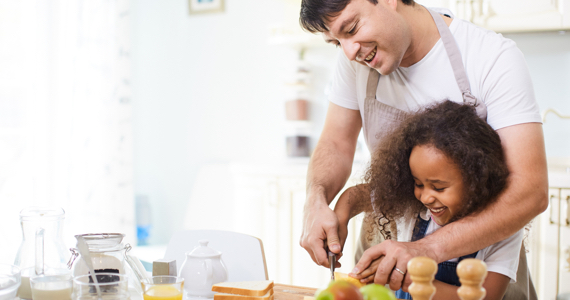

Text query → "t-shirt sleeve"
[478,229,524,283]
[328,50,360,110]
[479,38,542,130]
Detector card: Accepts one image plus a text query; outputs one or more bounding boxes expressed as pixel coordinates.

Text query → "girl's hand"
[351,239,436,291]
[349,256,384,284]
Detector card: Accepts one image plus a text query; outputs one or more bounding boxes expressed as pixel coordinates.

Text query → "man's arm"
[300,102,362,267]
[352,122,548,290]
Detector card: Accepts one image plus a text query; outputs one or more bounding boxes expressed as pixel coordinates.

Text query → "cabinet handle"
[566,195,570,226]
[550,194,556,224]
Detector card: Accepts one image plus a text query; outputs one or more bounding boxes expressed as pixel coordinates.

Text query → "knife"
[328,251,336,280]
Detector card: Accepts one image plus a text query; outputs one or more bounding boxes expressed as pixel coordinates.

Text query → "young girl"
[334,100,524,300]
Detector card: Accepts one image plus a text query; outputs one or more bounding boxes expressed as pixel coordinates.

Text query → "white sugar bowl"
[179,240,228,298]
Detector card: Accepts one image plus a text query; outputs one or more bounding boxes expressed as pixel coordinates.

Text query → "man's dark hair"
[300,0,415,33]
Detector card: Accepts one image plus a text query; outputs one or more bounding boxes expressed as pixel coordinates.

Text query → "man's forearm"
[306,138,355,205]
[422,182,547,262]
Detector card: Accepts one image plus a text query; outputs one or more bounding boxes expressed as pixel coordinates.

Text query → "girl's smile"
[409,144,465,225]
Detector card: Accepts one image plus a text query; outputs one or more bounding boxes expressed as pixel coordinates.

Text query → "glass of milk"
[0,264,21,300]
[31,273,72,300]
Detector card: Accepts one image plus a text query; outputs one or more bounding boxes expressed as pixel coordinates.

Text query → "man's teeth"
[365,48,377,62]
[430,207,446,213]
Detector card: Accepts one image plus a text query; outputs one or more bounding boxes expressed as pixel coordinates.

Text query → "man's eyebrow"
[335,15,357,35]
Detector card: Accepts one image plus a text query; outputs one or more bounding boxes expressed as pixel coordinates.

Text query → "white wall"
[131,0,338,244]
[131,0,570,246]
[505,32,570,157]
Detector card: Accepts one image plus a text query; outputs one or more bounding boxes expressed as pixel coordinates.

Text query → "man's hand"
[351,240,437,291]
[300,198,343,268]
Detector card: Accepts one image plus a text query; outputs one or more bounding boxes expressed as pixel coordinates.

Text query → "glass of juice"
[141,276,184,300]
[31,273,72,300]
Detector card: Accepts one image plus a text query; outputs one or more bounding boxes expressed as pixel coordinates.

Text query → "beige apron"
[353,8,536,300]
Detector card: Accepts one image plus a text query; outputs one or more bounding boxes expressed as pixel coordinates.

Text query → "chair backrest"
[163,230,268,281]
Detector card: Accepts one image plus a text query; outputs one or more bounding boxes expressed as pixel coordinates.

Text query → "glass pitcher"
[14,207,68,300]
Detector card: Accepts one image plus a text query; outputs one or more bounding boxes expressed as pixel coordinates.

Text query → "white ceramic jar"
[179,240,228,298]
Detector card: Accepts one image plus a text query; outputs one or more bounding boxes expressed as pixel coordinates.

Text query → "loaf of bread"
[212,280,274,299]
[213,291,274,300]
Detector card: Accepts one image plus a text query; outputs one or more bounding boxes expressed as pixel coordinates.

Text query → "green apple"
[315,280,364,300]
[360,284,397,300]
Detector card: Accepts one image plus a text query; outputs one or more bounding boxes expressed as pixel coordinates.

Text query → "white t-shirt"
[395,209,523,283]
[329,8,542,130]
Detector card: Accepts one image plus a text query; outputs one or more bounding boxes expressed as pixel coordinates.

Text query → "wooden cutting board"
[274,283,317,300]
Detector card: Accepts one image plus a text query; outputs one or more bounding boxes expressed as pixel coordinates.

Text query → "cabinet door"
[469,0,570,32]
[418,0,570,32]
[533,188,561,300]
[559,188,570,295]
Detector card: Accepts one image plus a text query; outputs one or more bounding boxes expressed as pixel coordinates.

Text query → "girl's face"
[409,144,465,225]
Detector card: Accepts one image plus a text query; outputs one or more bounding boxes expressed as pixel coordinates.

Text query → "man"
[298,0,548,297]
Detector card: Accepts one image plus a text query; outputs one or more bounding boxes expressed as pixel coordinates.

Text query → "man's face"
[322,0,411,75]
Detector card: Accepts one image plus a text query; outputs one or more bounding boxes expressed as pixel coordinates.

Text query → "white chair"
[163,230,268,281]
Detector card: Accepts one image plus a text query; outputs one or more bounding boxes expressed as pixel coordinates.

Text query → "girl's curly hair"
[363,100,510,224]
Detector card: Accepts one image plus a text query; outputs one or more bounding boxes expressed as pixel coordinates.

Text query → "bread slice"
[334,271,365,288]
[212,280,274,297]
[213,290,273,300]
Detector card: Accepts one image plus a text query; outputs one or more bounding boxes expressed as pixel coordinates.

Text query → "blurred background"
[0,0,569,297]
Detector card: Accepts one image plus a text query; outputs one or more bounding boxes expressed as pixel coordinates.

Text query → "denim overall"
[394,216,478,300]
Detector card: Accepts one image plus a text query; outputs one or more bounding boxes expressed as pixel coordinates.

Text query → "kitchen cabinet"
[416,0,570,32]
[530,187,570,299]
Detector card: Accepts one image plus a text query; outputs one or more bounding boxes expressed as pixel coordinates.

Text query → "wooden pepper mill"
[457,258,488,300]
[408,256,438,300]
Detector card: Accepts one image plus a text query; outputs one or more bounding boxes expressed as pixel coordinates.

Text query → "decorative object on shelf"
[285,99,309,121]
[188,0,224,15]
[286,135,310,157]
[284,50,313,158]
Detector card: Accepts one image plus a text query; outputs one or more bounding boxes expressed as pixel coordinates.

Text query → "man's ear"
[383,0,399,10]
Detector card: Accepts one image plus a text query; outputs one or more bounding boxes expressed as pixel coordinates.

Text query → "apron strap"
[426,8,487,120]
[366,68,380,99]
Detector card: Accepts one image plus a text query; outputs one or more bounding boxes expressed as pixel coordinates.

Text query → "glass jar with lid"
[68,233,131,277]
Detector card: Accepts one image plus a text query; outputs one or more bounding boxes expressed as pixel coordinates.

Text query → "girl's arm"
[334,185,372,248]
[433,272,510,300]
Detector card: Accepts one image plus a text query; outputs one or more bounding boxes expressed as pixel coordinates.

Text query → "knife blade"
[328,251,336,280]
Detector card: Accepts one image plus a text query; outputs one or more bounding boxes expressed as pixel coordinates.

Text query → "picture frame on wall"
[189,0,225,14]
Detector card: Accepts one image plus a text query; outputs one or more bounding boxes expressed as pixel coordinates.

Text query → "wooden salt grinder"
[408,256,438,300]
[457,258,488,300]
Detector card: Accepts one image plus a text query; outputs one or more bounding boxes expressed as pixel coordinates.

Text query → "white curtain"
[0,0,134,262]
